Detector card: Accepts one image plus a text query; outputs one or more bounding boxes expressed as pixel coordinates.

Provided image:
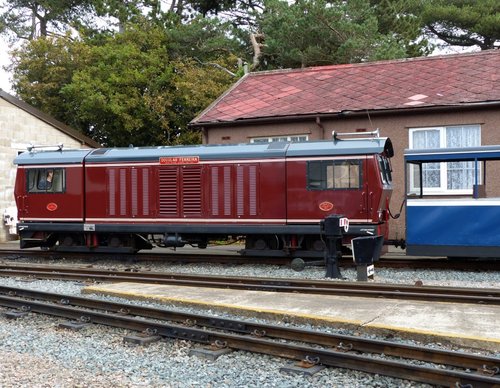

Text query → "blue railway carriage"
[405,145,500,258]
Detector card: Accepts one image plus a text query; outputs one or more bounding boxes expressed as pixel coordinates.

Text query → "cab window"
[377,155,393,185]
[27,168,65,193]
[307,160,362,190]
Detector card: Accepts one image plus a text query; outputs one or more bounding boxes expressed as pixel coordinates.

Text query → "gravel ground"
[0,254,499,387]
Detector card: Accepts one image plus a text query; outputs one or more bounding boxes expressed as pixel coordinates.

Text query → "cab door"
[21,166,85,222]
[286,157,369,223]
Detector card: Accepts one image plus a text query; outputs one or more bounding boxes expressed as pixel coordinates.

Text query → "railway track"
[0,263,498,305]
[2,248,500,270]
[0,285,498,387]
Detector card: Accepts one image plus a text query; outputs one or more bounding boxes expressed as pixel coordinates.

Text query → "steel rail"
[0,292,498,387]
[2,248,500,270]
[0,285,498,372]
[0,265,498,305]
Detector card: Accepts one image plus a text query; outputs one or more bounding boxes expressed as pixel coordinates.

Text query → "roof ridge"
[248,49,499,77]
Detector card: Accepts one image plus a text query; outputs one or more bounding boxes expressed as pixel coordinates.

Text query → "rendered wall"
[0,98,88,242]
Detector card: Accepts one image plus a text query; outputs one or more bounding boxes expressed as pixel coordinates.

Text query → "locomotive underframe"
[17,221,380,257]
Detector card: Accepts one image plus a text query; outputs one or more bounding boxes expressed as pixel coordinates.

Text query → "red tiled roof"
[191,50,500,125]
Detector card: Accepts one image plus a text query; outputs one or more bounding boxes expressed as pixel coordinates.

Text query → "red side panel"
[86,166,154,220]
[286,158,370,223]
[18,166,85,222]
[85,160,287,224]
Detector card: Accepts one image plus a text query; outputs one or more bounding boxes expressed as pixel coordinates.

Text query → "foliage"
[257,0,421,69]
[9,20,235,147]
[0,0,94,41]
[420,0,500,50]
[9,35,91,122]
[370,0,432,57]
[166,16,248,63]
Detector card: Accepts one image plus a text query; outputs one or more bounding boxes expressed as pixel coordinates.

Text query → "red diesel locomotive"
[14,133,394,258]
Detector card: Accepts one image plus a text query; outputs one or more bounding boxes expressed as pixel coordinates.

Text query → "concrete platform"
[83,282,500,352]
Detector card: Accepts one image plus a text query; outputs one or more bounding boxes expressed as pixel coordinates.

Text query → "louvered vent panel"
[236,166,244,216]
[108,169,116,216]
[131,169,138,216]
[249,165,257,216]
[211,167,219,216]
[159,167,178,216]
[182,167,202,216]
[223,166,231,216]
[119,169,127,215]
[142,168,149,216]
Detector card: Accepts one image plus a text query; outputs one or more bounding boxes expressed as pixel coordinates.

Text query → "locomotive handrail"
[27,143,64,152]
[332,129,380,140]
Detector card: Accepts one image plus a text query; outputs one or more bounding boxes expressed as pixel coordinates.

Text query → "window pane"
[446,125,480,148]
[412,130,440,189]
[413,129,440,149]
[333,161,361,189]
[446,125,480,190]
[307,162,324,189]
[423,164,440,188]
[27,168,65,193]
[447,161,476,190]
[307,160,361,190]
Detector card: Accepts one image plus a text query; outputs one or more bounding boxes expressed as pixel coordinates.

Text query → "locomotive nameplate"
[84,224,96,232]
[159,156,200,165]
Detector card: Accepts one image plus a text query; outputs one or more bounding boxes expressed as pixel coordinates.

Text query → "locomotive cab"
[244,130,394,257]
[14,147,90,249]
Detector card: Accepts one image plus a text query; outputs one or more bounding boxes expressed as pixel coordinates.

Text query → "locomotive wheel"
[308,239,325,252]
[247,236,281,251]
[253,239,267,250]
[60,235,75,247]
[108,236,123,248]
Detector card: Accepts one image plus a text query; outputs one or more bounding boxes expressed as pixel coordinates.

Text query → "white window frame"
[408,125,481,195]
[250,134,309,143]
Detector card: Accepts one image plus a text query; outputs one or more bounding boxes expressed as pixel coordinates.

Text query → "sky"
[0,35,13,93]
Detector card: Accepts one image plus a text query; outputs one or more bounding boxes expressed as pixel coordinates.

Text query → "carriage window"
[307,160,361,190]
[27,168,65,193]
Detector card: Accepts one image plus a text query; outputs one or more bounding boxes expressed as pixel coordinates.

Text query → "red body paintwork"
[84,161,288,223]
[14,138,393,253]
[16,165,85,222]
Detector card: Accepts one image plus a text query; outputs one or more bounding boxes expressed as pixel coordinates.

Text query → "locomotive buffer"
[321,215,384,280]
[320,215,349,279]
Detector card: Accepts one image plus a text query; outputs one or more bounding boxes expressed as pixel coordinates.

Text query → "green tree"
[9,35,91,122]
[420,0,500,50]
[59,23,179,146]
[0,0,94,41]
[9,19,237,146]
[258,0,422,69]
[370,0,432,57]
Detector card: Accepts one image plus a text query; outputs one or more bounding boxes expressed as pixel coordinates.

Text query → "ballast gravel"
[0,251,499,387]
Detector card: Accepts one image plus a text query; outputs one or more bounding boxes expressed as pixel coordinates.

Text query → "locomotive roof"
[84,137,393,162]
[14,137,393,165]
[405,145,500,163]
[14,149,93,165]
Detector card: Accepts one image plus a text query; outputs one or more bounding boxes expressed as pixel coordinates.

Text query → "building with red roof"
[190,50,500,241]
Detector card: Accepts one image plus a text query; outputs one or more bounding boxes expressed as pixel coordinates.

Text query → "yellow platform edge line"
[84,286,500,346]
